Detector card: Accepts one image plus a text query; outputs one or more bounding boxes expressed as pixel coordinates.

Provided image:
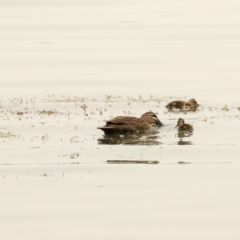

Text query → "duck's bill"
[156,120,163,126]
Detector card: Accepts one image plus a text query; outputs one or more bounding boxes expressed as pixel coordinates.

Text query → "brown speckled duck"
[166,98,199,111]
[176,118,193,133]
[98,111,163,134]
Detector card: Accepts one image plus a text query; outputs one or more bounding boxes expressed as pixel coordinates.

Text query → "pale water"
[1,1,240,240]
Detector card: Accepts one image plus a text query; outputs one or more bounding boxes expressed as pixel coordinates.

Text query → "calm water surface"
[1,1,240,240]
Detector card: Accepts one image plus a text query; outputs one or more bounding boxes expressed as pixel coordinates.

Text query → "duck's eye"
[149,113,157,117]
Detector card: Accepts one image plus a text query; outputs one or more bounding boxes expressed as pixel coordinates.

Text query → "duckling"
[176,118,193,133]
[98,111,163,134]
[166,98,199,111]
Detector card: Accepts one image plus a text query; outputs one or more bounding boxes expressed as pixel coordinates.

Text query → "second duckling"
[166,98,199,111]
[176,118,193,133]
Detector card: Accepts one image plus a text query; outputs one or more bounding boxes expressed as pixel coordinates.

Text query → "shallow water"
[1,0,240,239]
[1,95,239,239]
[1,95,239,164]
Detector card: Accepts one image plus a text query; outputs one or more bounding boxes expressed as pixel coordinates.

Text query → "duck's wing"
[106,116,138,125]
[166,101,185,109]
[98,117,149,133]
[179,124,194,132]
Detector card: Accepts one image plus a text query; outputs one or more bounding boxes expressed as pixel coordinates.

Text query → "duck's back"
[106,116,139,125]
[98,116,149,134]
[166,100,185,109]
[178,123,193,132]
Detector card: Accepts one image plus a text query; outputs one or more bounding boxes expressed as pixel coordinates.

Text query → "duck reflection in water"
[98,128,162,145]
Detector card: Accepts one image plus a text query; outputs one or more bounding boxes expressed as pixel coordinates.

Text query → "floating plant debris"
[107,160,159,164]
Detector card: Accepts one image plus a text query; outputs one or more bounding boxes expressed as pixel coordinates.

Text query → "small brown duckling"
[166,98,199,111]
[98,111,163,134]
[176,118,193,133]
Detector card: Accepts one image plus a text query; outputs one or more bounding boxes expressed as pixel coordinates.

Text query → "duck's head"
[176,118,185,128]
[188,98,199,108]
[140,111,163,126]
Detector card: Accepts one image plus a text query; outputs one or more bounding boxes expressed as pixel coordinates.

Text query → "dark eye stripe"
[151,116,159,121]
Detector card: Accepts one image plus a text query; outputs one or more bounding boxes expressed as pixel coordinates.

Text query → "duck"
[176,118,193,133]
[166,98,199,111]
[98,111,163,134]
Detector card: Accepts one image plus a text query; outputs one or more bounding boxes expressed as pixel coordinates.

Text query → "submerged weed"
[42,133,49,141]
[105,95,112,103]
[39,110,58,115]
[70,153,79,159]
[70,136,79,143]
[81,104,88,116]
[16,111,25,115]
[222,105,229,111]
[0,131,19,139]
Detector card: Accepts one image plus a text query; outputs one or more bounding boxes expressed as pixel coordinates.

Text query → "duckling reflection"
[177,131,193,138]
[177,139,193,145]
[98,128,161,145]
